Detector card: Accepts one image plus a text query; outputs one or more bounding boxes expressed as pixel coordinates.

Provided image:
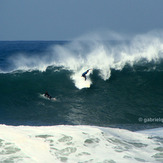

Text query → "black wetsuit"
[44,92,52,99]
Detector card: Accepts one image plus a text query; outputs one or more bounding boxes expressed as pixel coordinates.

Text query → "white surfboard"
[81,77,91,88]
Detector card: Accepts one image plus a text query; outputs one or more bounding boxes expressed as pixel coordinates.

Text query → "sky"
[0,0,163,40]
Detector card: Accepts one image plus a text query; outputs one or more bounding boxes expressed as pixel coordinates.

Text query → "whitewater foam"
[0,125,163,163]
[71,69,92,89]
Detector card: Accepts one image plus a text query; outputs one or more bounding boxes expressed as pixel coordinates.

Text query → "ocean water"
[0,33,163,162]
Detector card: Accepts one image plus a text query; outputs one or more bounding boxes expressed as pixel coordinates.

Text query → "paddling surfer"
[44,91,52,100]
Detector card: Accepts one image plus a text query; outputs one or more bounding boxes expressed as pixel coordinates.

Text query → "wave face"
[0,33,163,126]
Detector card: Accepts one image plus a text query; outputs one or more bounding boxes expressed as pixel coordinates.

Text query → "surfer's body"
[82,69,90,81]
[44,91,52,100]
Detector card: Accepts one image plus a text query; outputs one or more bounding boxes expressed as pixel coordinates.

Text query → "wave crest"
[7,31,163,89]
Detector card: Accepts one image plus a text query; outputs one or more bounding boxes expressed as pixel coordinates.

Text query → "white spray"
[9,30,163,89]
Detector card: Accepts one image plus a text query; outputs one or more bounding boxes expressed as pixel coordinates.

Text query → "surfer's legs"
[82,74,86,80]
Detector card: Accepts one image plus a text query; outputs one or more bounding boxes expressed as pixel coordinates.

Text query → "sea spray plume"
[6,31,163,88]
[129,31,163,62]
[53,39,118,87]
[52,42,94,89]
[8,53,53,72]
[52,31,163,88]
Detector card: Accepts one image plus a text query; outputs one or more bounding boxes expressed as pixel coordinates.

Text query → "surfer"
[44,91,52,100]
[82,69,90,81]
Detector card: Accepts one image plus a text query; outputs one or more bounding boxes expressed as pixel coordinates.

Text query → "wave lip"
[1,31,162,89]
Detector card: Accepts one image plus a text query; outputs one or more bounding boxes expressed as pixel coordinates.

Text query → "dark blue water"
[0,41,163,128]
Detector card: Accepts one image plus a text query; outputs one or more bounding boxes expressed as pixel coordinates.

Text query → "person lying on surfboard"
[82,69,90,81]
[44,91,52,100]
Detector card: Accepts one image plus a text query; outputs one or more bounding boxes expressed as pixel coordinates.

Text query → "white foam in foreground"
[138,127,163,137]
[0,125,163,163]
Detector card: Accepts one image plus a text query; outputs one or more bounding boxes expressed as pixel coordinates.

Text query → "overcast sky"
[0,0,163,40]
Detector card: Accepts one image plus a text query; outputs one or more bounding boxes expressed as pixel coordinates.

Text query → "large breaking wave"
[3,30,163,89]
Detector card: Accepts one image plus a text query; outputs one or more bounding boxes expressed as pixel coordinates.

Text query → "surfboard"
[80,76,91,88]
